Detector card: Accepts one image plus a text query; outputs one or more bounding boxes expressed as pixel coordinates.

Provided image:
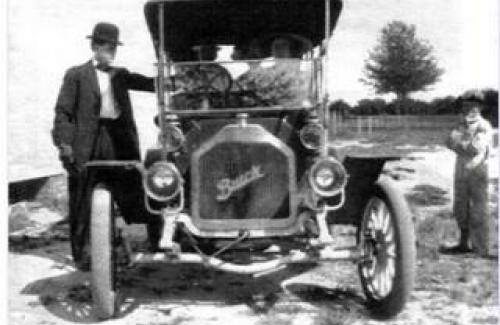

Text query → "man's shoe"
[477,253,497,260]
[439,244,473,255]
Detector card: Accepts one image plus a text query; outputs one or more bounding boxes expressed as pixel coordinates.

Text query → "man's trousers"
[68,117,152,266]
[453,160,491,255]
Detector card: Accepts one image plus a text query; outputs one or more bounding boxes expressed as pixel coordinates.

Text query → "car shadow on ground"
[21,271,100,323]
[19,260,371,323]
[282,283,368,323]
[116,262,321,312]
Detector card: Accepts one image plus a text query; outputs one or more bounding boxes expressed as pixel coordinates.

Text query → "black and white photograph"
[5,0,499,324]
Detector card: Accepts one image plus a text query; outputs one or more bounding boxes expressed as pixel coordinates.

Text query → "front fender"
[84,160,155,224]
[327,156,399,225]
[373,175,413,225]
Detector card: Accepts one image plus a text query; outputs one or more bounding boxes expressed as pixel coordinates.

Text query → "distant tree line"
[330,89,498,127]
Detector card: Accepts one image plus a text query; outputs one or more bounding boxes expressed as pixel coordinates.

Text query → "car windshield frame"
[159,57,319,111]
[151,0,340,158]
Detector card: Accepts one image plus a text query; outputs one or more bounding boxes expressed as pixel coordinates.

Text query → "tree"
[355,98,386,115]
[329,99,352,117]
[430,96,457,115]
[361,21,443,102]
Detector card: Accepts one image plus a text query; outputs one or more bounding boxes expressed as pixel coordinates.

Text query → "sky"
[6,0,499,180]
[328,0,499,104]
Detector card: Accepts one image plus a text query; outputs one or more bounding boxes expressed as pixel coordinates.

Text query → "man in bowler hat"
[52,22,162,271]
[442,90,493,257]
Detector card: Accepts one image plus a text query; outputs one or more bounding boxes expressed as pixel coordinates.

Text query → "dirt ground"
[8,138,499,325]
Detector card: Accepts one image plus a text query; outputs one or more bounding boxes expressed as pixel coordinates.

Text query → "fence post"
[331,109,337,136]
[338,110,342,134]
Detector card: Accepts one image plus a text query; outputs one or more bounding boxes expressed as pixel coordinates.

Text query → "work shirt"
[92,59,121,119]
[446,116,492,170]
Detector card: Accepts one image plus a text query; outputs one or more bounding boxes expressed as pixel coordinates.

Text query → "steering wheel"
[175,64,233,109]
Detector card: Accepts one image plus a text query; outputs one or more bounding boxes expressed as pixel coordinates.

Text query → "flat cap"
[459,89,485,104]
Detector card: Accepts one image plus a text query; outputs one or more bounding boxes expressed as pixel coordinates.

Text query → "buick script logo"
[216,166,265,201]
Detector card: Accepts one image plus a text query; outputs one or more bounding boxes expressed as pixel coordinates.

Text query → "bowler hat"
[87,22,123,46]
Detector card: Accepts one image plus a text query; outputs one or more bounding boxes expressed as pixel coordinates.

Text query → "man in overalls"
[442,90,493,257]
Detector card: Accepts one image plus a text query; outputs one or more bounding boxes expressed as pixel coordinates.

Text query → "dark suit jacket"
[52,60,155,167]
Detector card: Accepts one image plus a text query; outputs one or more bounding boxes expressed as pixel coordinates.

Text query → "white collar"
[92,58,113,71]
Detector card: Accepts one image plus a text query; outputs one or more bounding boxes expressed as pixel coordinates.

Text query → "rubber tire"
[358,177,416,319]
[90,184,117,320]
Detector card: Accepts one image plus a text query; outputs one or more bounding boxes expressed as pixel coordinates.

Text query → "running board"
[130,247,361,276]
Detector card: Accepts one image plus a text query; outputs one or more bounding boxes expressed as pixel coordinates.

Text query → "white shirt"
[93,59,121,119]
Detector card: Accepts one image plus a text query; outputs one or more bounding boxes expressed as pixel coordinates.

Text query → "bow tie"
[96,64,112,72]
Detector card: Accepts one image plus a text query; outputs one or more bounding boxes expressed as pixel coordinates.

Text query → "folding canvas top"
[144,0,343,60]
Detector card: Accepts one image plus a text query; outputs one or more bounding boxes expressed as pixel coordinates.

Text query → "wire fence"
[329,112,458,136]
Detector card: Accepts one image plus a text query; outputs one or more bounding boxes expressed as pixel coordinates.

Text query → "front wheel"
[358,178,416,318]
[90,184,117,319]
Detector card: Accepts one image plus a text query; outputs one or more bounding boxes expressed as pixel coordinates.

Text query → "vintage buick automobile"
[86,0,415,320]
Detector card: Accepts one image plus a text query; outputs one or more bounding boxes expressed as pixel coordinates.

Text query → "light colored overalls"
[446,116,493,255]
